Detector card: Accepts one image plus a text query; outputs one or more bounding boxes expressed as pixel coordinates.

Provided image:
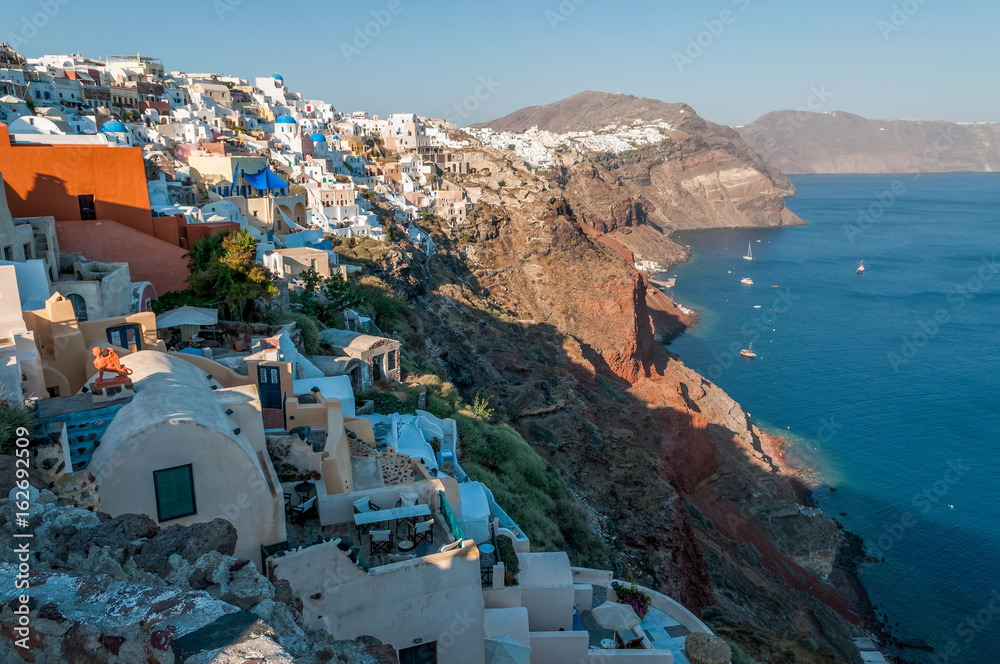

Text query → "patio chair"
[290,496,316,524]
[370,529,393,555]
[615,630,645,650]
[387,553,415,563]
[394,491,421,533]
[410,519,434,546]
[353,496,382,514]
[283,492,292,513]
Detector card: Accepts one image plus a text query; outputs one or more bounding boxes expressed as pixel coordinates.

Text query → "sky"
[5,0,998,127]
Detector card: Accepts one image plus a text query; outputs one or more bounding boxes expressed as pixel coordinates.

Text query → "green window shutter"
[153,465,197,522]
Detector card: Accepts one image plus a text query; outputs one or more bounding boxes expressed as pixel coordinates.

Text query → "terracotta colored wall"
[184,221,239,249]
[0,125,155,236]
[56,220,189,293]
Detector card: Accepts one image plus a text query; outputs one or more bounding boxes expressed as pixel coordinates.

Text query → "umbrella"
[685,632,732,664]
[0,95,24,104]
[484,634,530,664]
[592,600,641,632]
[155,306,219,329]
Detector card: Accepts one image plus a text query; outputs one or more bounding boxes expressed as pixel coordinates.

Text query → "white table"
[353,504,431,527]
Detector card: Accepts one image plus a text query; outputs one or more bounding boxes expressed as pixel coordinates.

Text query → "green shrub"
[265,309,322,355]
[0,401,38,455]
[355,391,417,415]
[496,535,520,586]
[801,637,819,652]
[783,649,797,662]
[726,641,761,664]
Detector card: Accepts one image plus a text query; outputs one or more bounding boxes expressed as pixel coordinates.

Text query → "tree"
[179,229,277,320]
[292,268,364,327]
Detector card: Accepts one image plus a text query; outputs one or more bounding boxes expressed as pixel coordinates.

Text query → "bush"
[726,641,761,664]
[354,390,417,415]
[0,401,38,455]
[265,309,322,355]
[496,535,520,586]
[801,637,819,652]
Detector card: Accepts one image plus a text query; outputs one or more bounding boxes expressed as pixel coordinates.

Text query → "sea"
[665,173,1000,664]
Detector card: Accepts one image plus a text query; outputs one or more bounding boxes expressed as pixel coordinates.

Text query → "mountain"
[475,91,803,268]
[737,111,1000,173]
[476,90,691,134]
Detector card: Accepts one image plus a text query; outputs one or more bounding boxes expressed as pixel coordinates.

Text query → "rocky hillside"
[365,136,870,662]
[473,91,803,267]
[738,110,1000,173]
[0,460,398,664]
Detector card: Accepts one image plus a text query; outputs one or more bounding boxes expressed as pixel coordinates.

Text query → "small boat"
[741,343,757,359]
[857,259,865,274]
[741,277,753,286]
[753,305,762,309]
[743,242,753,261]
[772,285,779,288]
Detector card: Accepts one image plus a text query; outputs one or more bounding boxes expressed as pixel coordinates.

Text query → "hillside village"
[0,43,755,664]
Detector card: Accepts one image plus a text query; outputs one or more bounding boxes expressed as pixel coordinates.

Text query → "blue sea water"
[666,174,1000,663]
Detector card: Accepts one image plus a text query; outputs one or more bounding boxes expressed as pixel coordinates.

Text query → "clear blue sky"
[6,0,997,126]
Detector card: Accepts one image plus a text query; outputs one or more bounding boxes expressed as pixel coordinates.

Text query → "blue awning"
[239,165,288,191]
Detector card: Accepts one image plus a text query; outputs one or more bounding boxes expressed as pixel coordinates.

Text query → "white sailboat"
[857,259,865,274]
[741,277,754,286]
[743,242,753,261]
[741,343,757,359]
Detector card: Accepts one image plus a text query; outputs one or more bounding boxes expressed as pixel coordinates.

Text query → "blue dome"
[309,132,326,142]
[275,114,296,124]
[272,73,283,81]
[331,135,340,140]
[100,120,127,134]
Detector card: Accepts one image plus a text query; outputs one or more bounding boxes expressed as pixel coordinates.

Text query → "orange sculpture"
[92,347,133,381]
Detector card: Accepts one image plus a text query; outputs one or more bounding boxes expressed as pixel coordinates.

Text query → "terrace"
[571,568,711,663]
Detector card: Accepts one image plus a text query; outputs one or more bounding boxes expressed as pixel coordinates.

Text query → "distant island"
[736,110,1000,174]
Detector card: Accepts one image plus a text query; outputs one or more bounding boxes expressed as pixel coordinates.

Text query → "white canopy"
[484,634,530,664]
[155,306,218,329]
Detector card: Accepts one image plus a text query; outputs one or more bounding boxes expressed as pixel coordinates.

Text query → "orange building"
[0,125,237,292]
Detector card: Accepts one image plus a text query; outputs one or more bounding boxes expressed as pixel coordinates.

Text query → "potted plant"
[429,436,442,454]
[611,580,651,619]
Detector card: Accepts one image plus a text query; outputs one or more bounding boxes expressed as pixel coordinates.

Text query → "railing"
[439,490,466,541]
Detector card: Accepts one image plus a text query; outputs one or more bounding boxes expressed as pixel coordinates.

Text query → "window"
[107,324,142,352]
[153,464,196,522]
[23,243,32,260]
[2,246,11,261]
[78,195,96,220]
[399,642,437,664]
[387,350,396,372]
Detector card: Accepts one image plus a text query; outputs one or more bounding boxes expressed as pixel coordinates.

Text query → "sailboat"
[857,259,865,274]
[741,277,754,286]
[743,242,753,261]
[741,343,757,359]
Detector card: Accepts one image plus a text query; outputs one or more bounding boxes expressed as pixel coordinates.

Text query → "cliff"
[473,91,803,269]
[370,131,867,661]
[738,110,1000,173]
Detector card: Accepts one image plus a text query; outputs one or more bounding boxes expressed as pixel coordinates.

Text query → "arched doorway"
[66,293,88,321]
